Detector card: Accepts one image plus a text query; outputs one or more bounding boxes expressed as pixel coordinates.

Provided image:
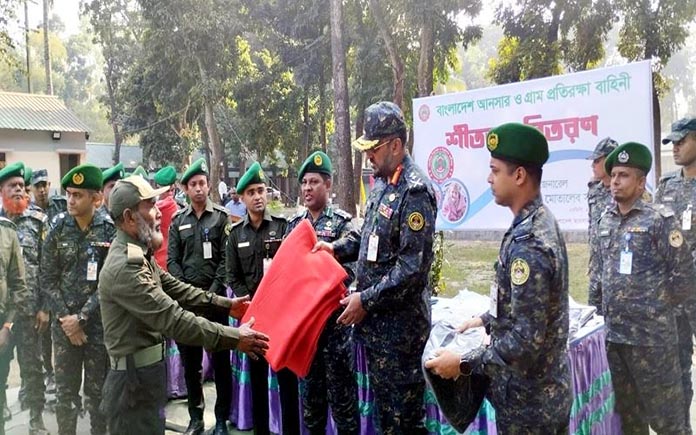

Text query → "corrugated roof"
[0,91,90,133]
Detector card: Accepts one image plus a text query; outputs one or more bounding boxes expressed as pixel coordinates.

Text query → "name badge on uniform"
[87,260,98,281]
[367,233,379,262]
[238,241,250,248]
[203,241,213,259]
[263,258,272,274]
[489,283,498,318]
[683,205,692,231]
[178,224,192,231]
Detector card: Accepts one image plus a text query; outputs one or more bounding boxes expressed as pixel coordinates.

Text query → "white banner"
[413,61,654,231]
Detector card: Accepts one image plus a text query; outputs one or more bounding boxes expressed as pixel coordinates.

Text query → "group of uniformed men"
[0,101,694,435]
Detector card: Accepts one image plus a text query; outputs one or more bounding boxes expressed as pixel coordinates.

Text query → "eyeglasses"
[366,138,393,156]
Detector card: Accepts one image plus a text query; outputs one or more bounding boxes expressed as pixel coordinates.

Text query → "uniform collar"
[608,197,648,216]
[184,198,214,216]
[513,196,543,227]
[241,208,273,228]
[303,205,334,223]
[115,229,151,257]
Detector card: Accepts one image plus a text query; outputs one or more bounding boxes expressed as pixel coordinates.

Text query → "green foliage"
[429,230,446,296]
[0,0,19,67]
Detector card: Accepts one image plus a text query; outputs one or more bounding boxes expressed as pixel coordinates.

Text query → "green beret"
[236,162,265,194]
[154,165,177,186]
[23,166,33,186]
[298,151,332,182]
[180,158,209,185]
[132,165,148,178]
[604,142,652,174]
[0,162,26,185]
[102,162,125,184]
[486,123,549,167]
[62,163,103,190]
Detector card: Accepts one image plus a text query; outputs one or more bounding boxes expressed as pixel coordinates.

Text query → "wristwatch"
[459,355,473,376]
[77,313,87,327]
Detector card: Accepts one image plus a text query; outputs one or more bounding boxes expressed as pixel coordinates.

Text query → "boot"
[183,417,204,435]
[209,419,229,435]
[29,408,50,435]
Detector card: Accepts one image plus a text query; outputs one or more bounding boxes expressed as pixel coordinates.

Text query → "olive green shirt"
[0,217,32,323]
[99,230,239,358]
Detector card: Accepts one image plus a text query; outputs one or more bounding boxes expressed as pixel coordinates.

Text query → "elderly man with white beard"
[98,176,270,435]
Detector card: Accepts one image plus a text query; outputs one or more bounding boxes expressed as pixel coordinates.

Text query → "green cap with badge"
[62,163,104,190]
[23,167,32,186]
[102,162,125,185]
[662,117,696,145]
[236,162,265,194]
[180,157,209,185]
[154,165,177,187]
[604,142,652,174]
[298,151,332,182]
[353,101,407,151]
[0,162,26,185]
[486,122,549,167]
[109,175,169,219]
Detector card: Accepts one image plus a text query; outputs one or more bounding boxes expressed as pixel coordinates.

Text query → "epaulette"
[172,207,187,219]
[230,219,245,229]
[405,170,426,190]
[26,208,48,223]
[658,171,678,183]
[0,216,16,230]
[127,243,145,264]
[213,203,230,215]
[333,208,353,220]
[652,203,675,218]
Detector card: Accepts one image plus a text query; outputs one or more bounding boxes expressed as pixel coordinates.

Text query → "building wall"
[0,129,86,195]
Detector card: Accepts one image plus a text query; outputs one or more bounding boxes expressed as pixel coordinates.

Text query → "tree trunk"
[196,57,223,204]
[368,0,404,108]
[302,89,310,158]
[329,0,356,215]
[43,0,53,95]
[24,0,31,93]
[106,58,122,165]
[353,107,365,209]
[417,15,434,97]
[319,67,327,151]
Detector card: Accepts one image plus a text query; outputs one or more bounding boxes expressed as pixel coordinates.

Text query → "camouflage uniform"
[41,211,115,435]
[586,180,612,314]
[470,197,572,432]
[0,217,33,434]
[597,199,695,433]
[286,206,358,435]
[41,195,68,224]
[333,155,436,435]
[0,206,48,416]
[654,170,696,427]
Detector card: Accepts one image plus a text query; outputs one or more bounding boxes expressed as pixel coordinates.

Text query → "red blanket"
[241,219,347,377]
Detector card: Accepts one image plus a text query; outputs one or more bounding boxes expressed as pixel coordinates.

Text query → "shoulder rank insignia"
[407,212,425,231]
[510,258,530,286]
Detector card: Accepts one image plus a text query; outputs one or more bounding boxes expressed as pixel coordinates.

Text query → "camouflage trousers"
[365,348,427,435]
[301,314,358,435]
[676,312,694,431]
[14,316,45,411]
[606,341,689,435]
[53,325,107,435]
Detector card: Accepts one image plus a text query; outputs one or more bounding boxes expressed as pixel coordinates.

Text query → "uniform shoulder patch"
[213,203,229,215]
[127,243,145,264]
[333,208,353,220]
[669,229,684,248]
[407,211,425,231]
[510,258,530,286]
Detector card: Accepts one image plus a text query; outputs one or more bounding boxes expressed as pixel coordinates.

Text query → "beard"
[134,212,164,251]
[2,195,29,216]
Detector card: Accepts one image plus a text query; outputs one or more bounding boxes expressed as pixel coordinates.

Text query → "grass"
[439,239,590,304]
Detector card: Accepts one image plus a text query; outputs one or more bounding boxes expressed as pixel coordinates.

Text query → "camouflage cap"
[31,168,49,185]
[353,101,407,151]
[0,162,26,186]
[23,167,33,186]
[236,162,265,194]
[153,165,177,187]
[102,162,125,185]
[298,151,332,182]
[62,163,103,191]
[486,123,549,167]
[586,137,619,160]
[180,158,209,185]
[110,176,169,219]
[605,142,652,174]
[662,117,696,145]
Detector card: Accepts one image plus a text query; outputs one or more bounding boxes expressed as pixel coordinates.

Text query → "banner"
[413,61,654,231]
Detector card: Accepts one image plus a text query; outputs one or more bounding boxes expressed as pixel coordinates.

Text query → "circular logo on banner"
[440,179,469,224]
[427,147,454,182]
[418,104,430,122]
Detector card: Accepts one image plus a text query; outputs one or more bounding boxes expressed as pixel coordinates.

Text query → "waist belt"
[110,342,164,371]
